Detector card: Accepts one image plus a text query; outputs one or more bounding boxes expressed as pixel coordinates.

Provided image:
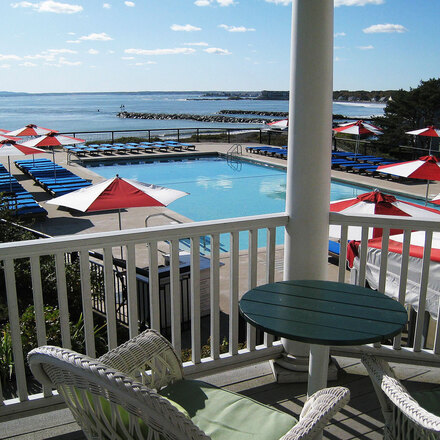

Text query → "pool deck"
[1,141,437,294]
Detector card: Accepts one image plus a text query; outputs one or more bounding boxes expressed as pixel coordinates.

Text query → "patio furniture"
[28,329,350,440]
[362,354,440,439]
[239,280,408,396]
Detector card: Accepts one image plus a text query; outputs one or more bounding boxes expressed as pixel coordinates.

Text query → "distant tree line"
[333,90,396,102]
[371,78,440,156]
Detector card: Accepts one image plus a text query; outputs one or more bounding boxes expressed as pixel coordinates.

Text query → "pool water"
[84,155,412,251]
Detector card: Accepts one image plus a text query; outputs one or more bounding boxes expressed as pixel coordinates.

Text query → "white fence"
[1,211,440,418]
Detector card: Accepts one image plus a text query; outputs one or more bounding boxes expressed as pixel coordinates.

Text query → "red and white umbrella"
[329,189,440,240]
[406,126,440,154]
[46,174,189,229]
[22,131,84,148]
[333,120,382,156]
[377,155,440,203]
[6,124,57,137]
[266,119,288,130]
[0,140,45,191]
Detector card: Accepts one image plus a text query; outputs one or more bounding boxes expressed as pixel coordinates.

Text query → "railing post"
[259,129,262,144]
[277,0,334,389]
[227,129,230,143]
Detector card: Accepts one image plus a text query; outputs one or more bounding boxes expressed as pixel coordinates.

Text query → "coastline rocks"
[117,111,271,124]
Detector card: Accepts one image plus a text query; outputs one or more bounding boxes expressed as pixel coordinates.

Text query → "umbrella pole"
[118,209,124,259]
[52,148,56,183]
[8,156,12,193]
[425,180,430,206]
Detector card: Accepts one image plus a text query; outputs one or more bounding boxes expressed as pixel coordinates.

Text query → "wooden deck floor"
[3,356,439,440]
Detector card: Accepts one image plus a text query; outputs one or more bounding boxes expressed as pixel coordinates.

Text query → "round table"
[239,280,408,394]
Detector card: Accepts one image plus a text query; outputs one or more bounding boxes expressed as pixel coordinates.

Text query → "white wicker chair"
[28,329,350,440]
[362,354,440,439]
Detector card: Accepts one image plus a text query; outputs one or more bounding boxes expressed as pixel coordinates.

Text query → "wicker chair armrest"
[362,354,440,433]
[98,329,183,389]
[280,386,350,440]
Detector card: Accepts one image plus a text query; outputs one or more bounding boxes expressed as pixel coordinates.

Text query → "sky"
[0,0,439,93]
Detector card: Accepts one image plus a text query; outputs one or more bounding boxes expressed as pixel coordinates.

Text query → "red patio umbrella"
[6,124,57,137]
[266,119,288,130]
[21,132,85,148]
[329,189,440,240]
[333,120,382,157]
[406,126,440,154]
[377,155,440,204]
[0,140,45,191]
[22,132,85,182]
[46,174,189,229]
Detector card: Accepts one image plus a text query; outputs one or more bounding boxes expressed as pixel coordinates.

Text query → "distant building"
[258,90,289,100]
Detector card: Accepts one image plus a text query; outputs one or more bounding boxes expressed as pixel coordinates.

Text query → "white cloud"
[363,23,407,33]
[124,1,134,6]
[121,56,134,60]
[125,48,196,55]
[334,32,346,38]
[107,50,115,54]
[20,61,37,67]
[335,0,384,6]
[358,45,374,50]
[67,39,80,44]
[264,0,291,5]
[11,1,83,13]
[171,24,201,32]
[79,32,113,41]
[194,0,235,6]
[204,47,231,55]
[0,64,11,69]
[59,57,81,65]
[184,42,209,46]
[47,48,77,54]
[219,24,255,32]
[0,54,22,60]
[67,31,75,35]
[103,2,111,8]
[88,49,99,55]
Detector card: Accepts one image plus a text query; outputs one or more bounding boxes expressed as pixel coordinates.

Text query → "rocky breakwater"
[117,111,273,124]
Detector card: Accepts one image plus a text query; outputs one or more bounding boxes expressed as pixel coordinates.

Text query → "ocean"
[0,91,385,134]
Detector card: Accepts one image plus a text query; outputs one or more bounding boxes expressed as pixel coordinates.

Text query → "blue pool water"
[84,155,392,250]
[87,155,367,220]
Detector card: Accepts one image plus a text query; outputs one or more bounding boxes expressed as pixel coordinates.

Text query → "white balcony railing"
[1,211,440,418]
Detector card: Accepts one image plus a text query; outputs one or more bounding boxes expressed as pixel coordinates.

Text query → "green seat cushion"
[159,379,297,440]
[411,387,440,417]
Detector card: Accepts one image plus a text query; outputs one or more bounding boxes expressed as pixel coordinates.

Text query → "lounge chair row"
[331,151,405,180]
[15,158,92,197]
[0,164,47,217]
[245,145,288,159]
[64,141,196,157]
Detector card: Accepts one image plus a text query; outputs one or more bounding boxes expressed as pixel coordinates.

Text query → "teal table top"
[239,280,408,346]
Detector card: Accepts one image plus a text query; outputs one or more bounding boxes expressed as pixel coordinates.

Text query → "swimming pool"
[84,155,421,251]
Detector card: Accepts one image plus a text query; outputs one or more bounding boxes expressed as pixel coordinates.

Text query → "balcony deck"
[2,356,439,440]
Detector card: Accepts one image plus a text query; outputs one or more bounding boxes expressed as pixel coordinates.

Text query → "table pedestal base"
[270,354,338,383]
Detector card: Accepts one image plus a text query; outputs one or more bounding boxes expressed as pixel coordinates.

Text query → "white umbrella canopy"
[329,189,440,240]
[333,120,383,157]
[46,174,189,229]
[377,155,440,204]
[6,124,57,137]
[22,132,85,148]
[406,125,440,154]
[266,119,288,130]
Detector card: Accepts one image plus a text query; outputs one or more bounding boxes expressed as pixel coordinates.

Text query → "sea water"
[0,91,385,133]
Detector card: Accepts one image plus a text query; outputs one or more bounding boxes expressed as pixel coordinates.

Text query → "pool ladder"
[226,144,243,171]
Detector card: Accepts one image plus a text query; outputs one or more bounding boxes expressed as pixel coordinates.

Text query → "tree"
[373,78,440,150]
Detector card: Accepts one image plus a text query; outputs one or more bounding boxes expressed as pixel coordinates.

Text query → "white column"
[280,0,334,380]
